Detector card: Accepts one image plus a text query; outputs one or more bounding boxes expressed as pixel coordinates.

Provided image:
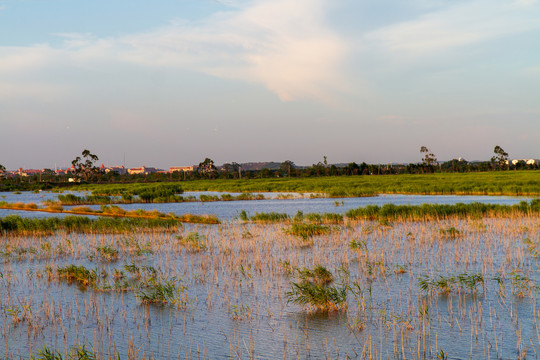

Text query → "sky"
[1,0,539,170]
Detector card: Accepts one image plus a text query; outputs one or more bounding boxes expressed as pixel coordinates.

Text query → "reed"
[284,223,331,240]
[3,208,540,358]
[249,212,290,222]
[176,232,208,252]
[136,276,182,305]
[30,344,97,359]
[56,264,100,287]
[0,215,182,235]
[286,281,347,312]
[345,200,540,221]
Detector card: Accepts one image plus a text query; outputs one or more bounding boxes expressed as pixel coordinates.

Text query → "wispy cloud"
[0,0,349,103]
[366,0,540,54]
[117,0,349,102]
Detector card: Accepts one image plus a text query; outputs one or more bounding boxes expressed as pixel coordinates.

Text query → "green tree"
[420,146,437,166]
[280,160,295,177]
[346,162,360,175]
[71,149,101,182]
[197,158,217,179]
[491,145,509,170]
[420,146,437,173]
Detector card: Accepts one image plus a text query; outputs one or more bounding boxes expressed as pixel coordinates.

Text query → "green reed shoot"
[176,232,208,252]
[284,223,330,239]
[286,265,347,311]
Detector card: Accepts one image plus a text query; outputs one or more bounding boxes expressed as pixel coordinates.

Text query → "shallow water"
[1,216,540,359]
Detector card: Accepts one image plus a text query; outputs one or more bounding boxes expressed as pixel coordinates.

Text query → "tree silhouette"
[491,146,509,170]
[71,149,100,182]
[197,158,217,179]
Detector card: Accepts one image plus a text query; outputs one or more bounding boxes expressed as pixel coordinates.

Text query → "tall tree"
[280,160,295,177]
[71,149,100,182]
[420,146,437,166]
[491,145,509,170]
[231,162,242,178]
[197,158,217,179]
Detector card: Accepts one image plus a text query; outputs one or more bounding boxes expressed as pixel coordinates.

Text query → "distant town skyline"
[1,0,539,170]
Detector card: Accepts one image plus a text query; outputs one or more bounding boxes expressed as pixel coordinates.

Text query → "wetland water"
[1,192,539,359]
[0,191,533,220]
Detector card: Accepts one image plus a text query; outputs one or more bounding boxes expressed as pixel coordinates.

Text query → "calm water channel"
[0,191,533,220]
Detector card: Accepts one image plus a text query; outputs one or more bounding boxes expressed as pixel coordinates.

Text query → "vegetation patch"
[0,215,182,235]
[176,232,208,252]
[346,200,540,221]
[286,265,347,312]
[284,223,331,240]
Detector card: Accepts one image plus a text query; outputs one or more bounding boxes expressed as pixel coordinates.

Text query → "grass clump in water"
[284,223,331,240]
[136,276,186,306]
[56,265,100,288]
[418,272,484,295]
[31,344,97,360]
[286,265,347,312]
[89,245,120,262]
[250,212,290,222]
[439,226,462,238]
[176,232,208,252]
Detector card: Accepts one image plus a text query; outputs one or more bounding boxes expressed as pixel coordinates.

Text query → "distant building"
[511,159,536,166]
[17,168,42,177]
[169,166,194,173]
[128,166,160,175]
[104,166,127,175]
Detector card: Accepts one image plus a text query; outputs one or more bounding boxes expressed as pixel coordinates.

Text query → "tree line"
[0,146,537,188]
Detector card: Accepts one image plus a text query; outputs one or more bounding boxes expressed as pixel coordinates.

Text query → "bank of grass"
[241,200,540,224]
[66,170,540,197]
[52,190,266,205]
[0,214,182,235]
[345,200,540,221]
[0,201,219,226]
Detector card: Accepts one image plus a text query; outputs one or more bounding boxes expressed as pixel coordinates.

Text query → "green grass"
[136,276,182,305]
[418,273,484,295]
[56,265,100,288]
[284,223,331,239]
[176,232,208,252]
[286,265,347,311]
[67,171,540,197]
[345,200,540,221]
[30,344,97,360]
[0,215,182,235]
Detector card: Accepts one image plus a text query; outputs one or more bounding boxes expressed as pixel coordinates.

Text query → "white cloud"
[0,0,349,103]
[366,0,540,54]
[118,0,349,102]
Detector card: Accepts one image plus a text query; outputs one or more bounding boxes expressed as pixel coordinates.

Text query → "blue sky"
[1,0,539,169]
